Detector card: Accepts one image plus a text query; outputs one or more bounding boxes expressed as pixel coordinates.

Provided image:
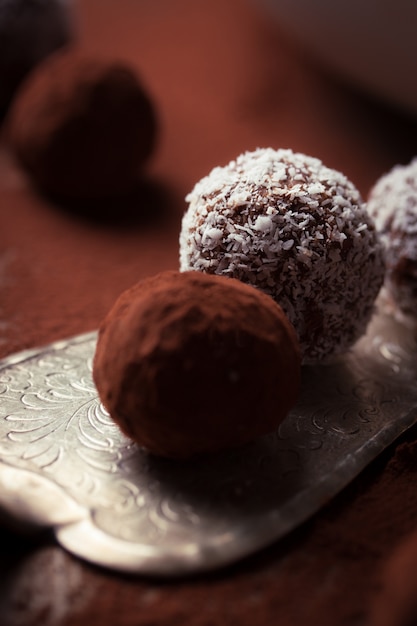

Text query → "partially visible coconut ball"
[93,270,301,459]
[6,49,158,199]
[367,158,417,316]
[180,148,385,363]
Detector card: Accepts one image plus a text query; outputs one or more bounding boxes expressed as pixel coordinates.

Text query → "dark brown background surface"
[1,1,417,624]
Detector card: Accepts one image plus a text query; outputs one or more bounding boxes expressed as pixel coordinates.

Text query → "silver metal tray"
[0,295,417,576]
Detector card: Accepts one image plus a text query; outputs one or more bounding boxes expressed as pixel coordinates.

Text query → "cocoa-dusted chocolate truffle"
[6,49,157,199]
[93,270,301,459]
[367,159,417,315]
[180,148,385,363]
[0,0,72,118]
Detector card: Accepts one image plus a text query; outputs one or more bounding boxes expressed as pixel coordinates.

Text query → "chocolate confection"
[180,147,385,363]
[93,270,301,459]
[6,49,157,199]
[0,0,72,118]
[367,158,417,316]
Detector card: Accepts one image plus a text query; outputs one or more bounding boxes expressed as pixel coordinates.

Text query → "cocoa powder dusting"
[93,270,301,459]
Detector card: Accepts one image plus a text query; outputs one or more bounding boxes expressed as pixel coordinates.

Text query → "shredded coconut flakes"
[368,158,417,314]
[180,148,385,362]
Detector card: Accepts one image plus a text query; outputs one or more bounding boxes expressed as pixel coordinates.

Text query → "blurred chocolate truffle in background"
[93,270,301,460]
[180,148,385,363]
[367,159,417,316]
[6,49,158,200]
[0,0,72,119]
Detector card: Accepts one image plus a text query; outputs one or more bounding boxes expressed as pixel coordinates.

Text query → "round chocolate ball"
[180,148,385,363]
[367,158,417,316]
[93,271,301,459]
[0,0,72,118]
[6,49,158,199]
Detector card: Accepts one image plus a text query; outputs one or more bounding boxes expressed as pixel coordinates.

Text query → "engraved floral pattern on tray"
[0,296,417,575]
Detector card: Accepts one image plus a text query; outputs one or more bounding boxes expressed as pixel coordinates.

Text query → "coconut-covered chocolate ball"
[0,0,72,118]
[367,159,417,316]
[6,49,157,199]
[93,271,301,459]
[180,148,385,363]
